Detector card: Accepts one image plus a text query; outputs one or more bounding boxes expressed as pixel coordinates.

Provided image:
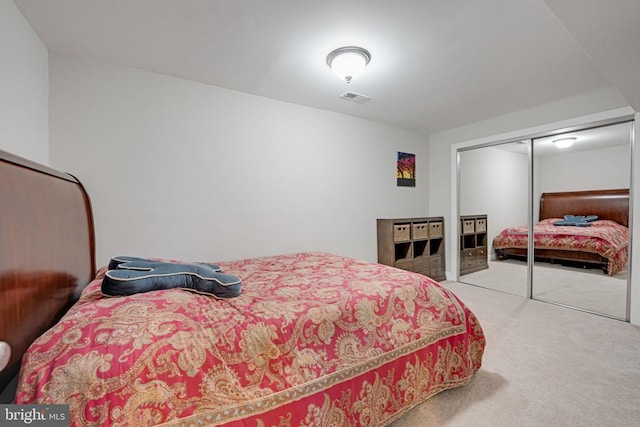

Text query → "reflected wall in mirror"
[458,141,529,297]
[530,122,631,319]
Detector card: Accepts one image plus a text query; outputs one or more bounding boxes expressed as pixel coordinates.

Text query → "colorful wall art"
[397,152,415,187]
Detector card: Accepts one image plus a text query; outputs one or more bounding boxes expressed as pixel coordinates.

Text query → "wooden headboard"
[539,188,630,227]
[0,150,95,394]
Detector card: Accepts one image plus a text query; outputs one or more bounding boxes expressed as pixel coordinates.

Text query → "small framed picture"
[397,152,415,187]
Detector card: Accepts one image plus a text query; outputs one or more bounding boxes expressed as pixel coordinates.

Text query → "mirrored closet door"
[457,119,632,320]
[458,140,530,297]
[531,122,632,319]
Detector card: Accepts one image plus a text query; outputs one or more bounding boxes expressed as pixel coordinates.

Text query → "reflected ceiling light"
[326,46,371,83]
[552,137,576,149]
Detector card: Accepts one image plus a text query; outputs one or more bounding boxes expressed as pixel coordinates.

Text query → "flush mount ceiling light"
[326,46,371,83]
[552,137,577,149]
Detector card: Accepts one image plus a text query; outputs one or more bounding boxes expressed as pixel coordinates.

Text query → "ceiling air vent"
[339,91,371,103]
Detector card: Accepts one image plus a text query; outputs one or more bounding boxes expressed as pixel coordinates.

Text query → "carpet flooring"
[390,281,640,427]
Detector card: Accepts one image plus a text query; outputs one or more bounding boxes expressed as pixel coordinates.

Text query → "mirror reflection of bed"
[469,189,629,319]
[458,122,631,320]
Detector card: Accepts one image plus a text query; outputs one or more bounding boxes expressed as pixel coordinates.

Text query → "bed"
[0,150,485,426]
[493,189,629,276]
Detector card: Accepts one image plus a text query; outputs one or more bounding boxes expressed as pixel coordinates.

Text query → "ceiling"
[13,0,640,136]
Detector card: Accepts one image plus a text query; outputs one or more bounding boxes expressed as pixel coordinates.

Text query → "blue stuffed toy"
[102,256,242,298]
[553,215,598,227]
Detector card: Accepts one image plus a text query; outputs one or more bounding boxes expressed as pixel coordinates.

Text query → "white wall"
[0,0,48,164]
[49,53,429,265]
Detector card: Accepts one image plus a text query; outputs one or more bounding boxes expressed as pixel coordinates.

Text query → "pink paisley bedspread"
[15,252,485,426]
[493,219,628,275]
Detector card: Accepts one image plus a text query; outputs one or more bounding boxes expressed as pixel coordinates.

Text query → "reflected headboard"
[0,150,95,394]
[539,188,629,227]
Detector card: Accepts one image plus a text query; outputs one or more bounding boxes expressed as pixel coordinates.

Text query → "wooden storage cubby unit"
[377,216,446,281]
[459,214,488,276]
